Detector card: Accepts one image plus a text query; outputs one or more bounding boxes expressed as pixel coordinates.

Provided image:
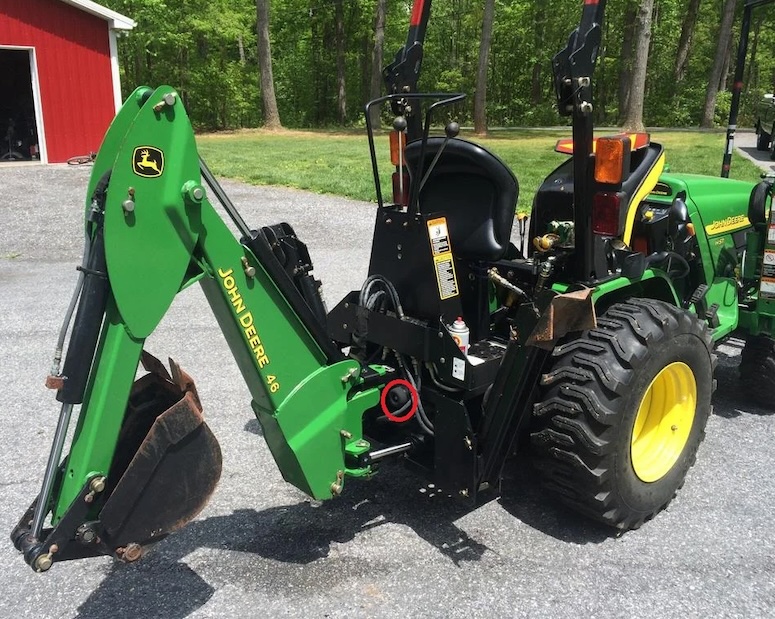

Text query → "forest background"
[100,1,774,134]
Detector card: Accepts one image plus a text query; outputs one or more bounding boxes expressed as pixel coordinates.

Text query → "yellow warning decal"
[433,254,459,299]
[704,214,750,236]
[427,217,451,255]
[427,217,459,299]
[761,251,775,299]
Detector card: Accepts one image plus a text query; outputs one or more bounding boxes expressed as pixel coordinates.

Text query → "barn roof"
[58,0,136,30]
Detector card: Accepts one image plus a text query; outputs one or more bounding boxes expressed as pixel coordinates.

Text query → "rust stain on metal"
[527,288,596,350]
[122,543,143,562]
[45,375,65,390]
[140,350,172,382]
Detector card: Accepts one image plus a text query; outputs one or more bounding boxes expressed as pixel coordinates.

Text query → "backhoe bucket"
[97,352,222,556]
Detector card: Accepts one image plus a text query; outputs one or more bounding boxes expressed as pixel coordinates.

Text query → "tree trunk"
[256,0,282,129]
[719,30,735,91]
[238,34,246,65]
[335,0,347,124]
[530,5,547,105]
[673,0,701,84]
[621,0,655,132]
[700,0,738,128]
[617,3,638,124]
[473,0,496,135]
[744,13,764,97]
[368,0,386,129]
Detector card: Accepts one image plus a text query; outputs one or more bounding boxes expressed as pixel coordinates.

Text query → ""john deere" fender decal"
[704,214,750,236]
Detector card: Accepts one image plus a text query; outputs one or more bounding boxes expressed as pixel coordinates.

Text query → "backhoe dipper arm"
[552,0,607,281]
[383,0,433,141]
[12,86,381,572]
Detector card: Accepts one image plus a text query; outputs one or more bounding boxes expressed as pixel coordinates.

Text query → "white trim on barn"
[58,0,135,30]
[28,47,47,164]
[0,45,48,164]
[108,29,122,112]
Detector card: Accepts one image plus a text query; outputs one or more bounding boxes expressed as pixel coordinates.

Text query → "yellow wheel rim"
[631,362,696,483]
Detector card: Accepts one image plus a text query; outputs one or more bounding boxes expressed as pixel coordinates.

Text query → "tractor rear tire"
[740,335,775,413]
[530,299,715,530]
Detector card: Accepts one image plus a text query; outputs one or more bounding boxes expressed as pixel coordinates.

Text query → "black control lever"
[419,121,460,191]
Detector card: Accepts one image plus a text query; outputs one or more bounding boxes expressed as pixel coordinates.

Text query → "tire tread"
[530,299,714,530]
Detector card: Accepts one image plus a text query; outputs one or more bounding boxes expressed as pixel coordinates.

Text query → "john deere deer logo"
[132,146,164,178]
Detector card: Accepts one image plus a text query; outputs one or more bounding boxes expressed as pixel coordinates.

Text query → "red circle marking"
[380,379,419,423]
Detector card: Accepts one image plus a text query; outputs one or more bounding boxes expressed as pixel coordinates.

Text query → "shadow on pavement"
[498,454,613,545]
[73,461,489,618]
[712,342,775,417]
[73,454,614,618]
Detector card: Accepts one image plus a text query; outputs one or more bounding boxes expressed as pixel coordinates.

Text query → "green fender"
[589,269,680,312]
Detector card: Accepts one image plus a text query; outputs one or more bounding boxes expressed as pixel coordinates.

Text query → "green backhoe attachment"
[12,85,381,571]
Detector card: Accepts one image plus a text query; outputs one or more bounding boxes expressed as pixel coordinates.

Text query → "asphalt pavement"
[0,161,773,619]
[730,129,775,175]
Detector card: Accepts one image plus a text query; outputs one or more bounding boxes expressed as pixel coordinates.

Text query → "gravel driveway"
[0,163,773,619]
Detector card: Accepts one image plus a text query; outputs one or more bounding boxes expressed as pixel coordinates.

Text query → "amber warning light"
[390,130,406,166]
[594,136,631,185]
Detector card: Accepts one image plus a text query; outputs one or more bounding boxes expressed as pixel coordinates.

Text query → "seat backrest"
[748,180,771,227]
[404,137,518,261]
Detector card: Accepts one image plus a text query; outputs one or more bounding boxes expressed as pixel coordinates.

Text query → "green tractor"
[11,0,775,573]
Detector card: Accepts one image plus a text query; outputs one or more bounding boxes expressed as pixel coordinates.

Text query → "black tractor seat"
[404,137,519,262]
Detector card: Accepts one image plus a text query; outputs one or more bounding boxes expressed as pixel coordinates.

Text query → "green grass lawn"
[196,128,763,213]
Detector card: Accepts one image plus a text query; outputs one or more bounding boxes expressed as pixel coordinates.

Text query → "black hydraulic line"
[199,157,253,239]
[57,226,109,405]
[200,157,343,363]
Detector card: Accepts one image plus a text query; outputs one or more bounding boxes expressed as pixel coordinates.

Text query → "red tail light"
[392,172,409,206]
[592,192,621,236]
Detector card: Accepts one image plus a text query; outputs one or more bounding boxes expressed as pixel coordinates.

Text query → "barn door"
[0,48,43,162]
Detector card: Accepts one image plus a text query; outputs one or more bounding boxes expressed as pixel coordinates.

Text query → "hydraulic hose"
[56,171,112,405]
[358,275,434,435]
[50,172,110,378]
[56,225,109,404]
[646,250,691,280]
[51,239,90,377]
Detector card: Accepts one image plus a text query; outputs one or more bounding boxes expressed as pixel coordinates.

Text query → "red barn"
[0,0,134,163]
